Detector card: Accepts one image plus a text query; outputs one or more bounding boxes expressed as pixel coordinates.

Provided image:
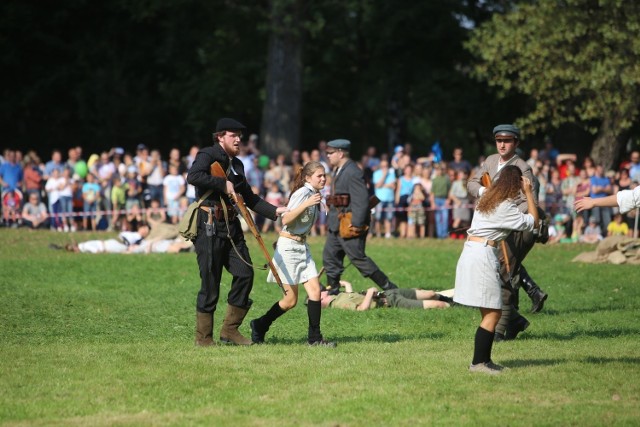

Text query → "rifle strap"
[220,196,266,270]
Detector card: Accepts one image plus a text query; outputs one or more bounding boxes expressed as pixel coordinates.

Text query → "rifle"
[210,161,287,295]
[480,172,511,275]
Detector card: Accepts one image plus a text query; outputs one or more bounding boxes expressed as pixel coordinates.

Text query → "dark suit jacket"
[328,159,370,231]
[187,144,276,220]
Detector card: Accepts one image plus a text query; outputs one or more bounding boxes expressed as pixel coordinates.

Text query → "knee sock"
[307,300,322,342]
[472,327,495,365]
[258,302,286,329]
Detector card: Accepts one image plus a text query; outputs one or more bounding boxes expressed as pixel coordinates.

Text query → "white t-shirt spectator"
[162,173,185,202]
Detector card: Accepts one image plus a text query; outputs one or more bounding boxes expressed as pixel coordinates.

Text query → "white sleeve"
[499,201,535,232]
[617,187,640,214]
[287,187,308,210]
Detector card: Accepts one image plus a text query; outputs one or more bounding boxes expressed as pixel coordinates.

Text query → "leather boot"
[504,314,530,340]
[519,266,548,313]
[250,319,268,344]
[220,305,252,346]
[370,270,398,291]
[325,277,342,296]
[195,312,216,347]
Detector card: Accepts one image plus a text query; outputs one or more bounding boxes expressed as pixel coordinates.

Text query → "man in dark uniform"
[467,124,549,341]
[187,118,287,346]
[322,139,398,294]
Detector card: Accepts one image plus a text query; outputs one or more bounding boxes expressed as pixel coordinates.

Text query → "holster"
[327,194,350,207]
[201,204,237,222]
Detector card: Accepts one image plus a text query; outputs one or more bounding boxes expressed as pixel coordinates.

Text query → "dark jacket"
[187,144,277,220]
[328,159,370,231]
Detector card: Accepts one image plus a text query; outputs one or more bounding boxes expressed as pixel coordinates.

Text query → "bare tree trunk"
[260,0,303,158]
[590,114,624,171]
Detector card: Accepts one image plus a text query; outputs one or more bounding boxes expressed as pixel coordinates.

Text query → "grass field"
[1,229,639,426]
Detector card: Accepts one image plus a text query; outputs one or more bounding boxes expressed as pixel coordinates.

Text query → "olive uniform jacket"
[468,154,539,213]
[328,159,370,232]
[187,144,277,221]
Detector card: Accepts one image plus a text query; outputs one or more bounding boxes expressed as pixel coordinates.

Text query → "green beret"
[327,139,351,150]
[493,124,520,139]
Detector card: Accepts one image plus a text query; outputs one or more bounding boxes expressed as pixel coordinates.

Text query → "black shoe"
[530,291,548,313]
[437,294,454,305]
[308,339,337,348]
[326,285,341,296]
[250,319,267,344]
[494,332,506,342]
[504,315,530,340]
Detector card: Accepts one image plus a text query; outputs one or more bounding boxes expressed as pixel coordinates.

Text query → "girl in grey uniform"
[454,166,538,374]
[250,161,336,347]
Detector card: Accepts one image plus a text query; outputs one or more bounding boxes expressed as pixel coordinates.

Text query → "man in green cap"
[467,124,549,341]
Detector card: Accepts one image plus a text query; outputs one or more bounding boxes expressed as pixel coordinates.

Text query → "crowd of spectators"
[1,137,638,241]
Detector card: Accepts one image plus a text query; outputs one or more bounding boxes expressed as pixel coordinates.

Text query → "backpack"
[178,190,213,241]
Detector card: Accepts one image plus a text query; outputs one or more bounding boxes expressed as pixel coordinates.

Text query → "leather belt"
[467,235,497,247]
[326,194,350,207]
[200,205,237,221]
[279,231,306,243]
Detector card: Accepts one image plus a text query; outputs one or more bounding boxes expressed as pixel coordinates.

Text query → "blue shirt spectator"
[44,150,65,179]
[589,166,612,198]
[0,150,23,193]
[372,161,396,202]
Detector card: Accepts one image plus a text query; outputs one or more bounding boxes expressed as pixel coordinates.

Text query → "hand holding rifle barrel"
[210,161,287,295]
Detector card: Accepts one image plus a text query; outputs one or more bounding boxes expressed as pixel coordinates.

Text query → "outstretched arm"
[574,195,618,212]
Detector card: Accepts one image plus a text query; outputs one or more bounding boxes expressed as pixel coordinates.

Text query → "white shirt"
[45,177,63,204]
[282,183,319,236]
[163,174,186,201]
[617,187,640,214]
[467,199,535,242]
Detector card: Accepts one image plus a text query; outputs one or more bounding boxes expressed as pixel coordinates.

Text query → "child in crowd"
[407,183,427,238]
[261,181,284,233]
[579,216,603,243]
[607,213,629,237]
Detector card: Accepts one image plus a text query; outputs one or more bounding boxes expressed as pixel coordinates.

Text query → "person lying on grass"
[318,280,452,311]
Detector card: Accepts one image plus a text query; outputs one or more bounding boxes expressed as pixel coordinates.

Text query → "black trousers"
[194,211,254,313]
[322,230,380,282]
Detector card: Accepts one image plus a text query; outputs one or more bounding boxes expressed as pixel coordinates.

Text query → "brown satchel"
[337,195,379,239]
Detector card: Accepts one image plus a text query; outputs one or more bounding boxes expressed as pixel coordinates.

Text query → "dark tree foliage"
[2,0,522,161]
[1,0,267,155]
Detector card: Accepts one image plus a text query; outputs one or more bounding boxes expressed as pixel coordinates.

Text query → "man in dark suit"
[322,139,398,294]
[468,124,549,341]
[187,118,287,346]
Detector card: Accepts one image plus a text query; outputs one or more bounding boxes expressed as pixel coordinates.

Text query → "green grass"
[1,229,639,426]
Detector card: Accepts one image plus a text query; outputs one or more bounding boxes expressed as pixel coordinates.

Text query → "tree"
[260,0,304,157]
[466,0,640,169]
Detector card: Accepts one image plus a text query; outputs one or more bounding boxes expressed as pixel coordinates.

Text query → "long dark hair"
[476,165,522,214]
[290,161,325,195]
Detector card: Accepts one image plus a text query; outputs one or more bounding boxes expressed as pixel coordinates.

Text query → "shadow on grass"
[502,358,565,368]
[503,356,640,368]
[265,331,447,345]
[542,305,632,315]
[535,328,640,340]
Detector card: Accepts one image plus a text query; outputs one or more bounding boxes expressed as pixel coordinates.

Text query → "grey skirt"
[453,240,502,309]
[267,237,318,285]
